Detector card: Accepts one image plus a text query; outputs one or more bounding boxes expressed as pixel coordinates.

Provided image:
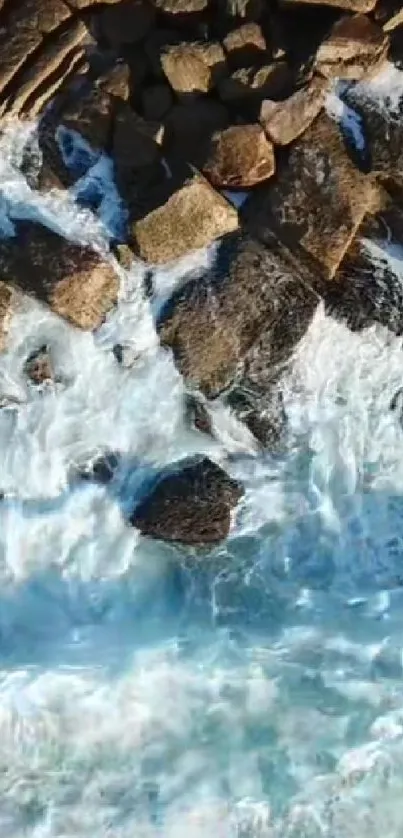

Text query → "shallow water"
[1,74,403,837]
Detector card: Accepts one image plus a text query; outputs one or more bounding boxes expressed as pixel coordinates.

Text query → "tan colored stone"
[202,124,275,188]
[281,0,377,11]
[315,14,388,81]
[160,41,227,95]
[0,283,14,352]
[243,112,378,280]
[130,172,239,264]
[0,222,119,331]
[260,76,328,146]
[223,23,267,69]
[152,0,209,10]
[218,61,292,105]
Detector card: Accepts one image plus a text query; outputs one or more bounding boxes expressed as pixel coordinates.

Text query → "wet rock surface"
[0,221,119,331]
[131,456,244,545]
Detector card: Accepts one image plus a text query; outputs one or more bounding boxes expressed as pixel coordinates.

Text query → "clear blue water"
[1,71,403,836]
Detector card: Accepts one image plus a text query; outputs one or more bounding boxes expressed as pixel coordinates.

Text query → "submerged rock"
[24,345,55,386]
[131,456,243,545]
[0,283,15,352]
[0,221,119,331]
[184,393,213,436]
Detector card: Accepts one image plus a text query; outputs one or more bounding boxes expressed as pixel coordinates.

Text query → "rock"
[164,99,230,163]
[160,41,227,95]
[0,0,94,117]
[343,86,403,181]
[142,83,173,120]
[99,0,155,47]
[243,112,378,281]
[113,243,134,270]
[58,87,116,155]
[226,384,287,448]
[0,283,14,352]
[131,456,243,545]
[218,62,292,108]
[374,0,403,31]
[202,124,275,188]
[158,233,319,396]
[152,0,209,11]
[96,62,131,101]
[185,393,213,435]
[67,0,122,6]
[113,106,164,176]
[223,23,267,70]
[113,342,141,367]
[76,451,120,484]
[281,0,377,11]
[129,170,239,265]
[260,75,328,146]
[24,345,54,385]
[0,221,119,330]
[314,14,388,81]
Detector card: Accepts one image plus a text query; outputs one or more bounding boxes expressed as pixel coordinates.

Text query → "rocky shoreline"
[0,0,402,545]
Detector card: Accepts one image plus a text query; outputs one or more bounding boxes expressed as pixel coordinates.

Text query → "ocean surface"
[0,70,403,837]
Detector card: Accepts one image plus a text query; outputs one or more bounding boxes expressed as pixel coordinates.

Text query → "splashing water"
[1,81,403,837]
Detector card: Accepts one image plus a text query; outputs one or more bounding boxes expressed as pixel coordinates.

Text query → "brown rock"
[113,106,164,176]
[24,346,54,385]
[0,221,119,330]
[243,112,378,281]
[130,171,239,264]
[0,284,14,352]
[202,124,275,188]
[152,0,209,10]
[67,0,122,6]
[158,233,319,396]
[131,456,243,545]
[142,83,173,120]
[223,23,267,69]
[218,62,292,107]
[0,0,90,117]
[185,394,213,435]
[160,41,227,95]
[99,0,155,47]
[281,0,377,11]
[59,87,115,154]
[164,99,230,163]
[96,62,131,101]
[260,75,328,146]
[315,14,388,80]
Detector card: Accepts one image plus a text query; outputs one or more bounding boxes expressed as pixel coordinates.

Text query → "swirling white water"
[1,72,403,837]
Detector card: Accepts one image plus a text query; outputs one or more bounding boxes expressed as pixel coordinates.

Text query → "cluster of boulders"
[0,0,403,544]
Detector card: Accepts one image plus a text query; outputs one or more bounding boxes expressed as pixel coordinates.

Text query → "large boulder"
[158,233,319,397]
[0,0,89,118]
[0,221,119,330]
[314,14,388,81]
[129,170,239,264]
[242,112,378,281]
[202,124,275,188]
[131,456,243,545]
[260,75,328,146]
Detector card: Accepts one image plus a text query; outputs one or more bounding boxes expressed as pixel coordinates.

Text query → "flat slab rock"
[0,221,119,330]
[0,0,89,118]
[131,456,243,545]
[314,14,388,81]
[158,233,319,397]
[260,75,328,146]
[243,112,378,281]
[130,171,239,265]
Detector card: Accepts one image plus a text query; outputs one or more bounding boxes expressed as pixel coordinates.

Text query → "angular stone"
[131,456,243,545]
[218,61,292,106]
[96,62,131,101]
[160,41,227,95]
[59,87,115,154]
[152,0,209,10]
[0,222,119,330]
[130,171,239,265]
[24,346,54,385]
[202,124,275,188]
[260,75,328,146]
[315,14,388,81]
[343,85,403,180]
[281,0,377,11]
[223,23,267,70]
[243,112,378,281]
[67,0,122,6]
[374,0,403,31]
[99,0,155,47]
[0,283,14,352]
[158,233,319,396]
[113,106,164,179]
